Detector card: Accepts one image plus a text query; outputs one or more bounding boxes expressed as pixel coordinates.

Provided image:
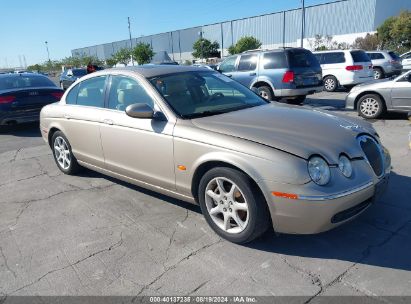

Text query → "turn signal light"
[177,165,187,171]
[0,95,16,104]
[272,191,299,200]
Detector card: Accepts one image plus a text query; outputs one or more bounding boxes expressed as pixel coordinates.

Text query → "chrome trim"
[357,134,385,178]
[298,181,374,201]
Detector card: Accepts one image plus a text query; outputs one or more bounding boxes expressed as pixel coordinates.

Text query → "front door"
[99,74,176,190]
[391,73,411,110]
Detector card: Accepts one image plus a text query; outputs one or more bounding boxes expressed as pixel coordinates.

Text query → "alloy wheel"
[54,136,71,170]
[374,70,381,80]
[259,90,269,100]
[205,177,249,234]
[360,97,379,117]
[324,78,336,91]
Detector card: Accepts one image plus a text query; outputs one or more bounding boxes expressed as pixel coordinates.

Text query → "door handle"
[63,114,71,119]
[103,119,114,125]
[226,74,233,78]
[249,72,256,76]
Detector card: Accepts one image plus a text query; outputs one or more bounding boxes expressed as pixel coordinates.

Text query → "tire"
[323,75,338,92]
[287,95,306,105]
[198,167,270,244]
[51,131,81,175]
[358,94,385,119]
[256,86,274,101]
[373,67,384,80]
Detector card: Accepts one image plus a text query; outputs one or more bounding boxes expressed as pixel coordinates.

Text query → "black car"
[59,68,87,90]
[0,73,63,126]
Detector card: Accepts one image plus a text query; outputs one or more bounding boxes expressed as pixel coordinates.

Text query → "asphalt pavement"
[0,92,410,301]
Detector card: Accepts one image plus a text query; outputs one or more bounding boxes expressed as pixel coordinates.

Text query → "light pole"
[301,0,305,48]
[198,31,204,62]
[44,41,50,62]
[128,17,134,66]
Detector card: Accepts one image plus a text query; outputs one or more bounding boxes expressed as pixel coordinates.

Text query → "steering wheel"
[208,92,224,101]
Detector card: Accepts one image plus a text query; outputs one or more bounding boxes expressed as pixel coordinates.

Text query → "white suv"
[314,50,373,92]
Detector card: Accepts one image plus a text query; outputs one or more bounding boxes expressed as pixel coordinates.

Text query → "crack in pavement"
[136,238,222,296]
[6,232,124,295]
[303,219,411,303]
[187,280,210,295]
[0,246,17,279]
[163,209,189,269]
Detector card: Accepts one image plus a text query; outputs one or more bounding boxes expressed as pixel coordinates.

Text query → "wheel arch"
[48,127,61,147]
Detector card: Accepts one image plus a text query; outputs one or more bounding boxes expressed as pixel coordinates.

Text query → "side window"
[76,76,106,107]
[322,52,345,64]
[219,56,237,73]
[237,54,258,71]
[108,76,154,111]
[65,83,80,105]
[263,52,288,69]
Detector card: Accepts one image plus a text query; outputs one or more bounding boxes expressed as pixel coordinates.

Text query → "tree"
[27,64,43,72]
[132,42,155,65]
[192,38,220,59]
[113,48,131,66]
[228,36,262,55]
[307,34,350,51]
[378,10,411,53]
[105,57,118,67]
[352,33,380,50]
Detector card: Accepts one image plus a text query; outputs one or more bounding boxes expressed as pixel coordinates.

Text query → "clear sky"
[1,0,333,67]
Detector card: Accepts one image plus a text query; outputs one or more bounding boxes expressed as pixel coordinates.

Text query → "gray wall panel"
[374,0,411,28]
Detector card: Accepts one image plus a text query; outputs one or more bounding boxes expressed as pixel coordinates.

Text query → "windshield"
[0,75,55,90]
[149,71,268,119]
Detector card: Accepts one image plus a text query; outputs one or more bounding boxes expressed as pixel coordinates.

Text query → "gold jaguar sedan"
[40,66,391,243]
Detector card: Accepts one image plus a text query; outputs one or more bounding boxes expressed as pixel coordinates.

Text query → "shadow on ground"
[0,122,41,137]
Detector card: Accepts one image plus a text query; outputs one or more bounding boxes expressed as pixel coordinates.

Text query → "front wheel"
[198,167,270,244]
[358,94,385,119]
[52,131,81,175]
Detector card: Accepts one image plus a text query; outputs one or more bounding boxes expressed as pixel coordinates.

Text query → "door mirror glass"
[126,103,154,119]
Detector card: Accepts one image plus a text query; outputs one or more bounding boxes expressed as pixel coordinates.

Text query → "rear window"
[350,51,370,63]
[72,69,87,76]
[287,49,320,68]
[0,75,55,90]
[322,52,346,64]
[388,52,400,61]
[237,54,258,71]
[263,52,288,69]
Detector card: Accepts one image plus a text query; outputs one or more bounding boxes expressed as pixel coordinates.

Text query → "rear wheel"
[323,75,338,92]
[358,94,385,119]
[373,67,384,80]
[256,86,274,101]
[198,167,270,244]
[51,131,81,175]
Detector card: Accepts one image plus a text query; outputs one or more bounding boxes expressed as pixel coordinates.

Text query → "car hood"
[191,104,376,164]
[353,78,393,89]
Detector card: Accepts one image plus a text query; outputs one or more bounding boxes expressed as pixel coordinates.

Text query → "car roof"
[107,65,212,78]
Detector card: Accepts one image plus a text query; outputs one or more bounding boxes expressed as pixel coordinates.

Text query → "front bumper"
[259,171,390,234]
[274,86,323,97]
[345,91,357,110]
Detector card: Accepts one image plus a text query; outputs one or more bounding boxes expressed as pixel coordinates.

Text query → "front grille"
[358,135,384,177]
[331,198,372,223]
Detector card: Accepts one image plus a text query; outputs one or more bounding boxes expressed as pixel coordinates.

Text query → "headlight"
[338,155,353,178]
[308,156,331,185]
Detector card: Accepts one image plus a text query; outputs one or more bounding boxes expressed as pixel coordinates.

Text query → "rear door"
[60,75,108,167]
[287,49,322,87]
[230,53,259,88]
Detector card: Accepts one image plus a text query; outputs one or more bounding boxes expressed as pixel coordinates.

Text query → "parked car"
[314,50,373,92]
[346,70,411,119]
[400,51,411,71]
[217,48,323,104]
[366,51,403,79]
[40,65,390,243]
[0,73,63,126]
[59,68,87,90]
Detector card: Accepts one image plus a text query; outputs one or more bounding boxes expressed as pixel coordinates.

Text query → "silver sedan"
[40,66,391,243]
[346,70,411,119]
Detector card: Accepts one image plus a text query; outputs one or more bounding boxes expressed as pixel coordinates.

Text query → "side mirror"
[125,103,154,119]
